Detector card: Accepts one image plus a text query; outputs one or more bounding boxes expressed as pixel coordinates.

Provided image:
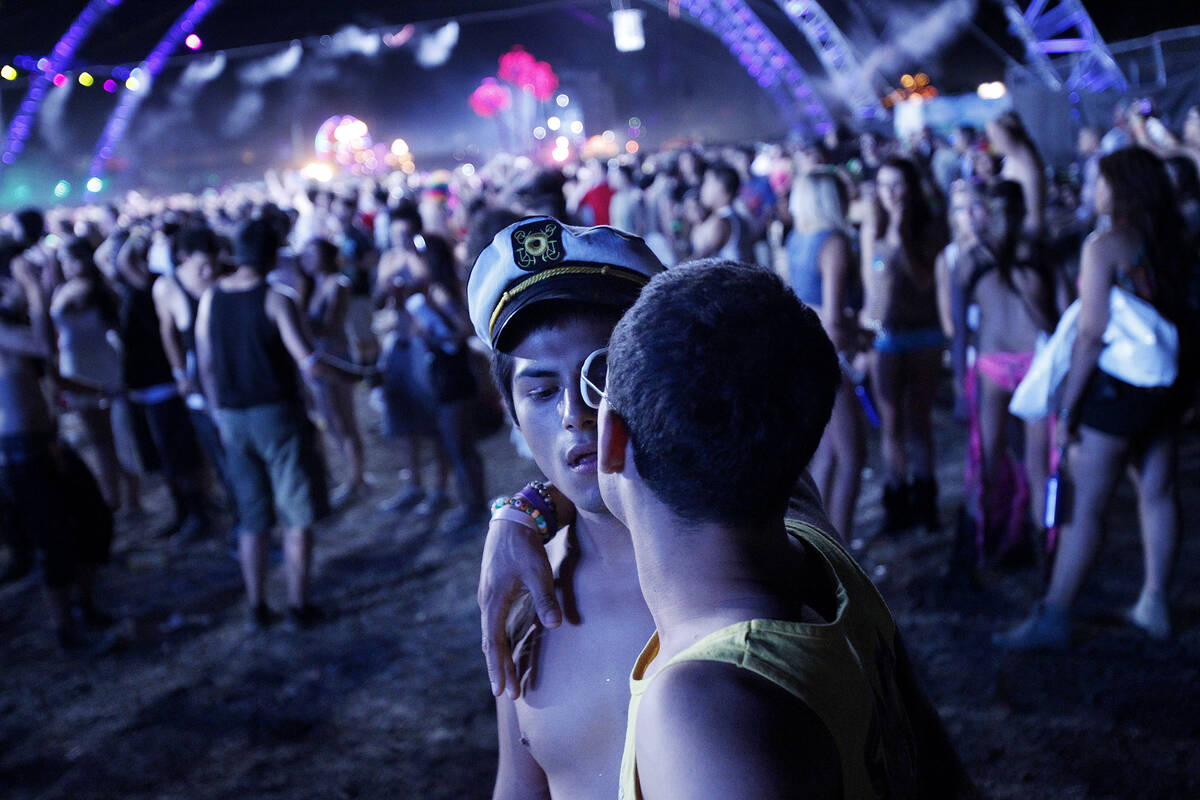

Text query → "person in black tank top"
[116,233,209,542]
[197,219,360,631]
[153,225,241,536]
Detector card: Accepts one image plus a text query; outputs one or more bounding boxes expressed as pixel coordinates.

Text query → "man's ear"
[597,404,628,475]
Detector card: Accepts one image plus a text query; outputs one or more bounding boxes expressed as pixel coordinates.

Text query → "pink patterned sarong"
[965,352,1036,565]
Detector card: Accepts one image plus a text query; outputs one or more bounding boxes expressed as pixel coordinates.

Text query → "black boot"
[878,481,911,535]
[910,475,941,532]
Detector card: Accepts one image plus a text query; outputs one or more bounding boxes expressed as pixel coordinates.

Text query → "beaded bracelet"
[491,495,549,537]
[517,481,557,533]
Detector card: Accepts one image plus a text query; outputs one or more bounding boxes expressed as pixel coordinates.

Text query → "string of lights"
[87,0,227,194]
[0,0,127,173]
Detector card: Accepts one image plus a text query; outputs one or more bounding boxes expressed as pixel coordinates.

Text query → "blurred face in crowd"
[300,241,332,277]
[948,185,985,243]
[334,198,356,227]
[984,195,1021,251]
[388,217,417,250]
[699,170,728,211]
[875,164,907,218]
[971,149,998,181]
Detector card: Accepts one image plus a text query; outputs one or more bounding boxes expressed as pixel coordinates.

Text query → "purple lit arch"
[0,0,126,174]
[88,0,226,190]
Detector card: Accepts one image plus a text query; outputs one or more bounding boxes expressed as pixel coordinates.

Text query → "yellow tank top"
[618,520,919,800]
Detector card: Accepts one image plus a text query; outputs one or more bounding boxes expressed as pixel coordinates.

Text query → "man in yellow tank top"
[592,259,974,799]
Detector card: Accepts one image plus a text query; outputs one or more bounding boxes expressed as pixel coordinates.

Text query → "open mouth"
[565,444,597,469]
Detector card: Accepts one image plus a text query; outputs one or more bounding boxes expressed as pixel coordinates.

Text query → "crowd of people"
[1,96,1198,794]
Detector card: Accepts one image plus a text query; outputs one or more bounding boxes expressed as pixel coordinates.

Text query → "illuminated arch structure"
[1000,0,1127,92]
[0,0,126,173]
[2,0,1131,189]
[676,0,836,136]
[773,0,887,121]
[88,0,225,191]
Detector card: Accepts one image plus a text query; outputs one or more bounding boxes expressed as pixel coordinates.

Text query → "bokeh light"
[85,177,103,193]
[52,73,67,87]
[1,66,16,81]
[569,120,584,135]
[53,180,70,198]
[300,162,333,182]
[547,116,561,131]
[78,72,94,87]
[185,34,202,50]
[556,94,569,107]
[533,126,546,140]
[103,79,117,92]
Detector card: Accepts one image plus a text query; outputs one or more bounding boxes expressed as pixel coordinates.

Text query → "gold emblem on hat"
[513,222,562,270]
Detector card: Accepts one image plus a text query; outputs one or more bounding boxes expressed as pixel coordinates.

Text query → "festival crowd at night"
[2,1,1199,798]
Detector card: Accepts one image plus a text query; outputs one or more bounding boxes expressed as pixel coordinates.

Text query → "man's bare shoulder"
[638,659,842,798]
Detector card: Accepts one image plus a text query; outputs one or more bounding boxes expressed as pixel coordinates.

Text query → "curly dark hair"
[606,259,839,529]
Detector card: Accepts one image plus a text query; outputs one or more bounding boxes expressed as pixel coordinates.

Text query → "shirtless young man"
[152,225,238,531]
[466,217,665,798]
[591,260,973,799]
[689,162,752,263]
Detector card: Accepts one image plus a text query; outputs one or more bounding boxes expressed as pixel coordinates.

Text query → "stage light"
[556,94,569,107]
[547,116,561,131]
[612,8,645,52]
[36,58,49,72]
[391,138,409,156]
[569,120,583,135]
[300,162,333,182]
[52,73,67,87]
[86,177,103,193]
[103,79,117,92]
[78,72,94,87]
[1,66,16,81]
[552,147,569,163]
[125,75,141,91]
[54,180,70,198]
[185,34,202,50]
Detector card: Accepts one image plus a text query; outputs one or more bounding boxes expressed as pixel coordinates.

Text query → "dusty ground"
[2,391,1198,799]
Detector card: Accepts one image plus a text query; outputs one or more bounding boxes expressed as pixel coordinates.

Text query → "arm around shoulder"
[636,660,842,800]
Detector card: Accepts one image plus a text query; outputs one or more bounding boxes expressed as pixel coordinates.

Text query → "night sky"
[1,0,1198,199]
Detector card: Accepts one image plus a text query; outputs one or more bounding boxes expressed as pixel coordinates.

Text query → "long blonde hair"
[790,167,849,235]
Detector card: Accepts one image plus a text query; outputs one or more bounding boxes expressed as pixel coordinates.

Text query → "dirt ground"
[2,390,1198,799]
